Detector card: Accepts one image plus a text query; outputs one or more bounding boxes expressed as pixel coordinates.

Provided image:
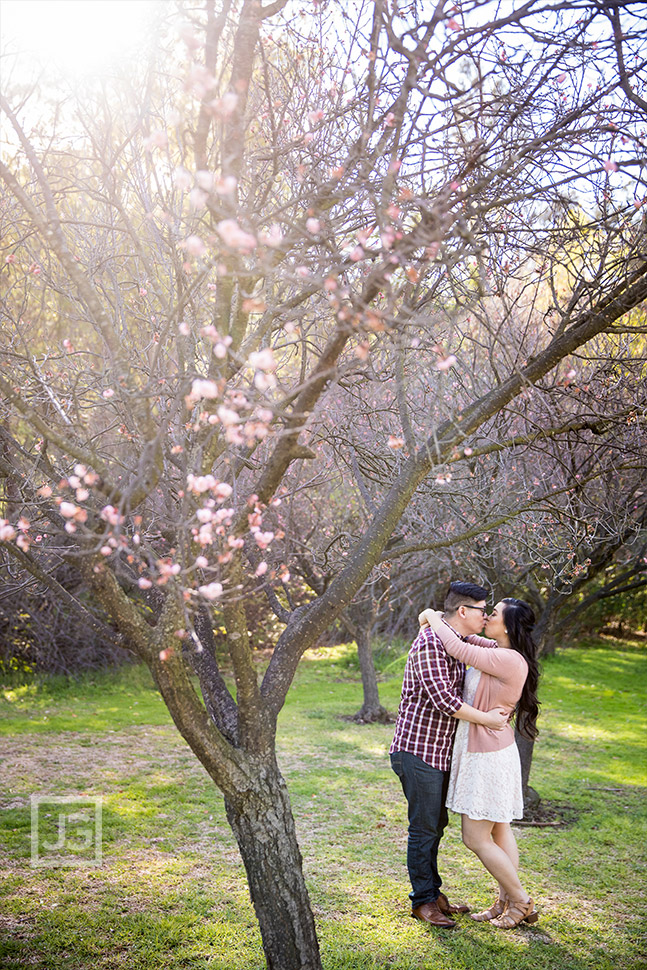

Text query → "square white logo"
[31,795,102,868]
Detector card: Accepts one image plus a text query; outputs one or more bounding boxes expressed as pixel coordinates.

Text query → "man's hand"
[418,608,443,631]
[482,707,508,731]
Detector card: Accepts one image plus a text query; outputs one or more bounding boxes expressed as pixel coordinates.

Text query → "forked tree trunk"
[224,757,322,970]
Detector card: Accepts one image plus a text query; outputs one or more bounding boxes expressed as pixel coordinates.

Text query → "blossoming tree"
[1,1,646,966]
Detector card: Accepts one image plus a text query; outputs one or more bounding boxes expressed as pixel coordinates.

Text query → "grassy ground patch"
[1,637,645,969]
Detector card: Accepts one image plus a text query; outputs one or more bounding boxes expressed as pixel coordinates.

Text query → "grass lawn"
[0,636,645,969]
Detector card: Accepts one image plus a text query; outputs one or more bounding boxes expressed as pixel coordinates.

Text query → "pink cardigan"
[435,624,528,753]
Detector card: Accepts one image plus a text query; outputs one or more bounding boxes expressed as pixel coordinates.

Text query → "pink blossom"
[556,73,567,83]
[216,175,237,195]
[248,348,276,372]
[306,218,321,234]
[216,405,239,427]
[308,109,324,124]
[100,545,112,556]
[143,130,168,151]
[189,188,209,210]
[100,505,123,526]
[436,354,457,371]
[388,436,405,449]
[213,483,233,502]
[196,170,215,191]
[258,225,284,247]
[178,321,190,336]
[355,342,370,361]
[195,556,209,569]
[464,447,473,456]
[37,485,53,498]
[159,561,181,577]
[208,92,238,118]
[228,536,245,549]
[604,160,618,172]
[16,533,30,551]
[181,235,207,257]
[216,219,257,253]
[5,254,16,264]
[173,167,193,190]
[189,378,220,401]
[60,502,80,519]
[213,339,231,359]
[198,581,224,600]
[447,18,461,30]
[255,561,268,577]
[349,245,365,262]
[102,388,115,399]
[254,372,276,392]
[255,530,274,549]
[186,65,217,98]
[0,519,17,541]
[187,474,217,494]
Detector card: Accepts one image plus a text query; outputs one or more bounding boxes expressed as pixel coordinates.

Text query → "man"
[390,581,506,928]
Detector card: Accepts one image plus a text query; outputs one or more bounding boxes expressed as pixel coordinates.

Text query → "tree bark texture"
[515,728,540,816]
[355,627,391,723]
[225,758,321,970]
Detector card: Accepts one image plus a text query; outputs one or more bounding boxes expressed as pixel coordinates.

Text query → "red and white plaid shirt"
[390,626,465,771]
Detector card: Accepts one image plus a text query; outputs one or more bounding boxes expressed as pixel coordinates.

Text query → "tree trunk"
[515,727,540,816]
[354,627,391,723]
[224,757,322,970]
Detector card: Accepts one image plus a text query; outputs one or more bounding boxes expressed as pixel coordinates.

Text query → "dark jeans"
[390,750,450,910]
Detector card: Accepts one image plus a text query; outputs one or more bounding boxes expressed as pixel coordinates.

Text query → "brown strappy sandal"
[491,896,538,929]
[470,896,505,922]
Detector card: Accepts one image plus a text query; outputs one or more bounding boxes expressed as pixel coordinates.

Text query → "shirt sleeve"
[413,629,463,714]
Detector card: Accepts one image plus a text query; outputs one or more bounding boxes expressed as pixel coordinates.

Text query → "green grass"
[0,636,645,969]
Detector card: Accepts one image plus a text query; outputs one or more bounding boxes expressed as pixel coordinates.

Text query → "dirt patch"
[0,726,210,805]
[514,801,578,828]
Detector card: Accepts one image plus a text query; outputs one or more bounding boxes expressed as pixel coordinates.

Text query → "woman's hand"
[481,707,508,731]
[418,608,443,631]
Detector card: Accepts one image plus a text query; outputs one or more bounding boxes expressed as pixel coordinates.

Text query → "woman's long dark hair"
[502,598,540,740]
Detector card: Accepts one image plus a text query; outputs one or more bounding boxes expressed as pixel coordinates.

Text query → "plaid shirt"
[390,626,465,771]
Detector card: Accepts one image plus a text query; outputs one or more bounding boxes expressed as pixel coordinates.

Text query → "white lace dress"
[447,667,523,822]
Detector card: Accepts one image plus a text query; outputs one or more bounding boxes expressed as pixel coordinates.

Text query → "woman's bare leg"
[461,816,529,902]
[491,821,519,901]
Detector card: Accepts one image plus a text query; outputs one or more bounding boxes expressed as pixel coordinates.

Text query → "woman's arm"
[418,609,513,677]
[453,703,507,730]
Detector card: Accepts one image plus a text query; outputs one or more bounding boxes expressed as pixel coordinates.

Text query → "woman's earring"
[504,628,508,633]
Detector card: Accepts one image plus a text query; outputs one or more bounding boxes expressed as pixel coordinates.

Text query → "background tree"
[1,2,647,968]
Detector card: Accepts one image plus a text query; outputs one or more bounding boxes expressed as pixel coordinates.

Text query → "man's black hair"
[444,581,488,614]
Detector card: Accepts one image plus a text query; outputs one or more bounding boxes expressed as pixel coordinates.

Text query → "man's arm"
[414,629,506,731]
[413,628,463,715]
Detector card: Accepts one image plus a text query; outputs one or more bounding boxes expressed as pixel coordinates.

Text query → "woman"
[418,598,540,930]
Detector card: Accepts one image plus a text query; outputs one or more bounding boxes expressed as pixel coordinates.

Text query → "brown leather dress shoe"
[437,891,470,915]
[411,901,456,928]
